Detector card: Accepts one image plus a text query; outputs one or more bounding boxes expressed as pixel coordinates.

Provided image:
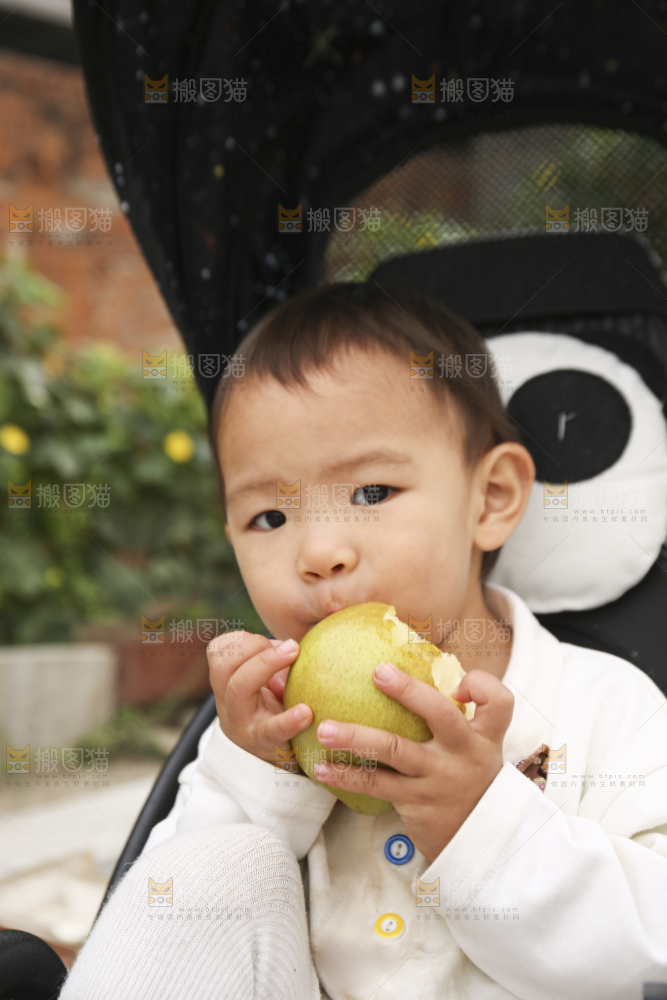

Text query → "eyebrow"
[225,448,414,507]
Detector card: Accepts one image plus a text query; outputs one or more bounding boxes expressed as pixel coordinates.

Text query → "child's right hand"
[207,631,313,765]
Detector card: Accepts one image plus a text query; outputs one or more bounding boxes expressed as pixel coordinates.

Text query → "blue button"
[384,834,414,865]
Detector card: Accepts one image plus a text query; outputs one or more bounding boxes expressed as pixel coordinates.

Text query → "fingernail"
[317,721,337,739]
[374,662,395,682]
[293,705,308,721]
[277,638,298,655]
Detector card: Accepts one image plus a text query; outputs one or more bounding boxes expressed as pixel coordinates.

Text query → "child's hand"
[312,665,514,863]
[207,632,312,766]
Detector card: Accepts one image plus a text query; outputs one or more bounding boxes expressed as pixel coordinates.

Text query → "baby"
[61,282,667,1000]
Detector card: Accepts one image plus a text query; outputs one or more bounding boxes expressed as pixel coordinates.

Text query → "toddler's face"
[218,345,492,644]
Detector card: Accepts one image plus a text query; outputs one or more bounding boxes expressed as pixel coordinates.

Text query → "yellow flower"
[0,424,30,455]
[164,430,195,463]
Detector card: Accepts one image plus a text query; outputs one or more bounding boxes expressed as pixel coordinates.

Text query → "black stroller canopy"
[72,0,667,407]
[72,0,667,692]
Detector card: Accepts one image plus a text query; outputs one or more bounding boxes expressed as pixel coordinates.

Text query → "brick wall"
[0,48,182,356]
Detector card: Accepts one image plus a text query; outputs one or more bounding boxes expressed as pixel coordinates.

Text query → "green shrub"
[0,251,263,645]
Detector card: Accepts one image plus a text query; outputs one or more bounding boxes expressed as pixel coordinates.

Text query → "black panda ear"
[484,332,667,614]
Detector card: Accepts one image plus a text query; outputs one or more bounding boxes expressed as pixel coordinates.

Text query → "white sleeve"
[415,666,667,1000]
[142,717,337,861]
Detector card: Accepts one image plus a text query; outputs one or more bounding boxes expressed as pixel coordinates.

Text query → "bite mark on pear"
[384,608,476,721]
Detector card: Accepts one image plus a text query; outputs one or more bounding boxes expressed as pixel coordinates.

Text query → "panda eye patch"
[506,369,632,483]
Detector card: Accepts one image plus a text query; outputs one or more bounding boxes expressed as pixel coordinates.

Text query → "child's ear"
[474,443,536,553]
[224,522,231,544]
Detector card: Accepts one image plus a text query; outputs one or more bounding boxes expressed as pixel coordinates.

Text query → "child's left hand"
[313,664,515,863]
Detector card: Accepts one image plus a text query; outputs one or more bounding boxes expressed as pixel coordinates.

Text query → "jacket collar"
[484,582,564,767]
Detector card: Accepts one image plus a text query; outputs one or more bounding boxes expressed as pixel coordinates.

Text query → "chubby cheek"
[251,586,289,632]
[394,501,470,598]
[238,555,301,640]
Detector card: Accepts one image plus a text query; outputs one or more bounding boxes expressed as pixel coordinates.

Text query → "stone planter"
[0,634,213,759]
[0,644,116,749]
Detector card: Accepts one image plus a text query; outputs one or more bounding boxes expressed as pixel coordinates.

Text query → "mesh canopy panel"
[322,123,667,285]
[318,122,667,380]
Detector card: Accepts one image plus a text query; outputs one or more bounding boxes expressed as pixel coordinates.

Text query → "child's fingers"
[265,665,290,701]
[207,631,265,704]
[264,704,313,748]
[207,632,286,691]
[216,639,300,714]
[451,670,515,745]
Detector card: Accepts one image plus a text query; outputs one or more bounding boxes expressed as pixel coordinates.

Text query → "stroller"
[2,0,667,996]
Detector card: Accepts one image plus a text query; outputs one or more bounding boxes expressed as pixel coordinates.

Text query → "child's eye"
[251,510,287,531]
[351,484,394,505]
[250,484,394,528]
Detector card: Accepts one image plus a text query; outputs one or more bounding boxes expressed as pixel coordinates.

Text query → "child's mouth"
[309,602,353,626]
[309,597,380,628]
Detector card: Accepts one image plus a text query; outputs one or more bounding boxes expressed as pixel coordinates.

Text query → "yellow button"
[374,912,405,940]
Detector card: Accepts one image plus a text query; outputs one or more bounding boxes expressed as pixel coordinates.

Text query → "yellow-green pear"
[283,602,475,815]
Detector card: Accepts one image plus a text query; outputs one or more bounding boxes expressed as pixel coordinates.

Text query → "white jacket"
[143,583,667,1000]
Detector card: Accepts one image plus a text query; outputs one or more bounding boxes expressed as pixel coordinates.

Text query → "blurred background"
[0,0,262,967]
